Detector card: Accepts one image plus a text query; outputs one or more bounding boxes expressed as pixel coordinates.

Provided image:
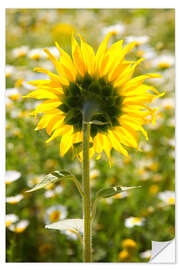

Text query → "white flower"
[151,54,174,69]
[6,194,23,204]
[6,88,21,101]
[5,170,21,184]
[125,216,145,228]
[44,186,63,198]
[8,220,29,233]
[125,35,149,46]
[12,46,29,58]
[158,191,175,205]
[6,214,19,227]
[113,191,128,199]
[45,205,67,224]
[102,23,125,36]
[28,48,46,60]
[140,250,151,259]
[5,65,15,78]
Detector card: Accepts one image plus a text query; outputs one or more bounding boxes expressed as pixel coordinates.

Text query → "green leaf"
[97,185,141,198]
[45,219,83,233]
[26,170,73,192]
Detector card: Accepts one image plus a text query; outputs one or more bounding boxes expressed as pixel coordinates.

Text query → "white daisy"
[158,191,175,205]
[8,220,29,233]
[125,35,149,46]
[151,54,174,69]
[140,250,151,259]
[6,88,21,101]
[6,194,23,204]
[44,186,63,198]
[28,48,46,60]
[45,205,67,224]
[5,170,21,184]
[5,65,15,78]
[125,216,145,228]
[113,191,128,199]
[12,46,29,58]
[6,214,19,227]
[102,23,125,36]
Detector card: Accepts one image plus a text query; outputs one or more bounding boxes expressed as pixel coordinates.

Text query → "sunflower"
[25,32,163,164]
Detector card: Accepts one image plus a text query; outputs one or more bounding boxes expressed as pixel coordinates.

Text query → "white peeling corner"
[150,239,175,263]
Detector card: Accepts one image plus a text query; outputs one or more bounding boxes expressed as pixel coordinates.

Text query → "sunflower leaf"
[97,185,141,198]
[45,219,83,233]
[26,170,73,192]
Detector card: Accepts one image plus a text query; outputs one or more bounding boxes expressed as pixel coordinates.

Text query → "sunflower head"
[25,32,164,164]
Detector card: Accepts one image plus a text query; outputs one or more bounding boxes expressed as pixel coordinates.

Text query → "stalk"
[82,120,91,262]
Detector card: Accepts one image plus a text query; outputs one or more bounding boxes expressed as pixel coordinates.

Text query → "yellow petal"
[43,49,70,85]
[24,89,59,100]
[79,34,96,75]
[107,130,128,157]
[72,35,85,76]
[60,128,74,156]
[95,32,114,74]
[46,114,65,135]
[35,114,56,131]
[46,125,72,143]
[101,134,112,167]
[55,41,77,81]
[34,67,66,87]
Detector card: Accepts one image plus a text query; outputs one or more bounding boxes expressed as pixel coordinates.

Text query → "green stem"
[82,120,91,262]
[91,197,100,221]
[71,176,86,198]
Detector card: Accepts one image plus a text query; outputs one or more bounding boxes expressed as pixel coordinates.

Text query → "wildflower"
[5,170,21,184]
[151,55,174,69]
[6,214,19,227]
[125,35,149,46]
[27,175,43,188]
[6,194,23,204]
[125,216,145,228]
[5,65,15,78]
[122,239,137,250]
[45,205,67,224]
[102,23,125,36]
[90,169,100,180]
[6,88,21,101]
[12,46,29,58]
[149,184,159,195]
[158,191,175,206]
[25,33,163,164]
[113,191,128,199]
[28,48,46,60]
[15,79,24,88]
[118,249,130,261]
[8,220,29,233]
[44,185,63,198]
[140,250,151,259]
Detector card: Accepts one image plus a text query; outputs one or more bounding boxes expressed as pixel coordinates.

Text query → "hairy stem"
[82,120,91,262]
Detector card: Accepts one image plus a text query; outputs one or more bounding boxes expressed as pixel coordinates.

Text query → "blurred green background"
[6,8,175,262]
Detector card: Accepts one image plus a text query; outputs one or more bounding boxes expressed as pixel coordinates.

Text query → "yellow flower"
[122,239,136,250]
[118,249,130,261]
[25,33,163,164]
